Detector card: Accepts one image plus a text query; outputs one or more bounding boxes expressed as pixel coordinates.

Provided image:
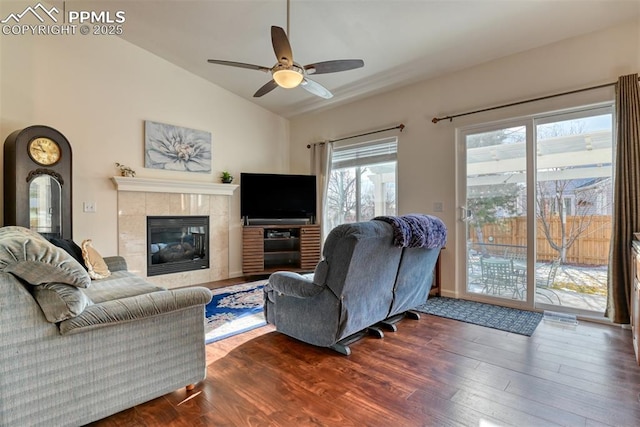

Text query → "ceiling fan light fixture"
[272,65,304,88]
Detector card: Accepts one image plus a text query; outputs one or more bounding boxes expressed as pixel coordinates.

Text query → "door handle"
[460,206,470,222]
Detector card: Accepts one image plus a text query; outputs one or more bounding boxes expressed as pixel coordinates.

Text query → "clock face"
[28,137,61,166]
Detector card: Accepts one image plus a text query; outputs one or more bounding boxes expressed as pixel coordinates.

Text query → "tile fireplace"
[112,176,238,289]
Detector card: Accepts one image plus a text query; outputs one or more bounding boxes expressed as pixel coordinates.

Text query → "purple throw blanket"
[373,214,447,249]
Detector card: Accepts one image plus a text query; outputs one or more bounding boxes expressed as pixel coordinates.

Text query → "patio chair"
[480,258,519,297]
[505,245,526,263]
[536,258,561,305]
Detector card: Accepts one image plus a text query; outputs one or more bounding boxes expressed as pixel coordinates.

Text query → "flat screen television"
[241,172,316,223]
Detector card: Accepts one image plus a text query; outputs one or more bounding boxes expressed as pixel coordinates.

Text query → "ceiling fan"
[207,0,364,99]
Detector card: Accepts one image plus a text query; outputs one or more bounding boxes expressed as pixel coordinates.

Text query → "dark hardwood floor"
[89,288,640,427]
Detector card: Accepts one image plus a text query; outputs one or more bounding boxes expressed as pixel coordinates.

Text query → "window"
[325,137,397,231]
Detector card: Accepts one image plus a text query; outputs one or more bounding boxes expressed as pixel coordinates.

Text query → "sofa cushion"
[82,271,165,303]
[81,239,111,280]
[31,282,92,322]
[0,226,91,288]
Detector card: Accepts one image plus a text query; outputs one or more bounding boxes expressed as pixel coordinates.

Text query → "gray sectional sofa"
[0,226,212,426]
[264,216,446,355]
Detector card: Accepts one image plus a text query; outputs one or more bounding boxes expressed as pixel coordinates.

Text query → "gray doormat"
[414,297,543,336]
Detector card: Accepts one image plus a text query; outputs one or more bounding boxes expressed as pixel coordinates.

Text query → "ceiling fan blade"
[253,80,279,98]
[300,78,333,99]
[207,59,270,73]
[271,26,293,65]
[304,59,364,75]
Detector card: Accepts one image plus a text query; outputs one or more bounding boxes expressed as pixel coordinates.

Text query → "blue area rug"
[414,297,543,336]
[204,280,267,344]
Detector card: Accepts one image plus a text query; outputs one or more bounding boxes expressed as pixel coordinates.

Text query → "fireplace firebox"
[147,216,209,276]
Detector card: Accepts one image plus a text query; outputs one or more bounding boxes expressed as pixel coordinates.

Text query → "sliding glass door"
[460,105,613,315]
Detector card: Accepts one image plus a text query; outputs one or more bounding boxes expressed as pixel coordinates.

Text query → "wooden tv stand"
[242,224,321,275]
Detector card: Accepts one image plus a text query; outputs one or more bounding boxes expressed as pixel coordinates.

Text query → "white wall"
[0,11,289,277]
[289,20,640,296]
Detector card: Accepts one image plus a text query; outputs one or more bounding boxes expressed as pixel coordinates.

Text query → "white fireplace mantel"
[111,176,238,196]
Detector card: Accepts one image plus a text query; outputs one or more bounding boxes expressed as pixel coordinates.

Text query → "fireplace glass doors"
[147,216,209,276]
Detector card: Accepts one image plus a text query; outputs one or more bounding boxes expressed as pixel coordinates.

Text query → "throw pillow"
[81,239,111,280]
[47,237,87,269]
[32,282,92,323]
[0,226,91,288]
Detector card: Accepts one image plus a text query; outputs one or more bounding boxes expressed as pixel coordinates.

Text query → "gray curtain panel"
[607,73,640,324]
[310,141,333,237]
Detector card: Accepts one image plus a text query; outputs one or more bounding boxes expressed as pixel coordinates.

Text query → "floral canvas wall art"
[144,121,212,173]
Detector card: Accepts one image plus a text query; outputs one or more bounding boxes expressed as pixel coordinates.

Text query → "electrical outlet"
[83,202,96,213]
[433,201,444,212]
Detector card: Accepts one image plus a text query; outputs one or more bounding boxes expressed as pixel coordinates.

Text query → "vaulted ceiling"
[75,1,639,118]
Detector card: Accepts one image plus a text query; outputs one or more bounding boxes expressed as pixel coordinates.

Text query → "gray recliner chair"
[264,216,445,355]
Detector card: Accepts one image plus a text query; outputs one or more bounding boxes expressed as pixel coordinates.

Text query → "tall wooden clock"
[4,125,73,239]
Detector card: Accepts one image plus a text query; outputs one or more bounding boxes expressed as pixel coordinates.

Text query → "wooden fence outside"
[468,215,611,266]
